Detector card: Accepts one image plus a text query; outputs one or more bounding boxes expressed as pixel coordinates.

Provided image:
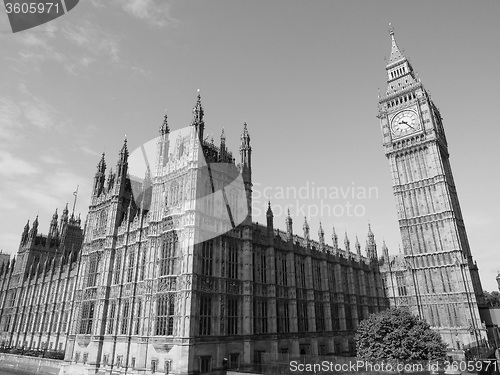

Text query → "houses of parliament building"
[0,28,489,374]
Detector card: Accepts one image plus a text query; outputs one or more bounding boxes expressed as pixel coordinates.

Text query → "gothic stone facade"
[60,94,388,375]
[377,27,487,350]
[0,208,83,353]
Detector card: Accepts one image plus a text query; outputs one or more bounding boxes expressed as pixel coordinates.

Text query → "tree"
[483,290,500,307]
[355,308,447,363]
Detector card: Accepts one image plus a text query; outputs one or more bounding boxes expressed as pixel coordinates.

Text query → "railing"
[0,346,65,360]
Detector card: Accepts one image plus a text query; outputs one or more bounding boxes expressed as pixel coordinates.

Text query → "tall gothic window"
[203,181,214,216]
[79,302,95,334]
[357,300,364,324]
[86,252,100,287]
[253,298,268,334]
[396,272,407,296]
[18,314,25,332]
[229,189,238,213]
[170,182,180,206]
[8,290,16,307]
[227,297,238,335]
[331,303,340,331]
[2,315,11,332]
[199,294,212,336]
[127,250,135,282]
[253,247,266,284]
[50,311,59,332]
[139,248,146,281]
[342,268,350,294]
[60,311,68,332]
[315,299,325,332]
[121,300,130,335]
[160,234,178,276]
[327,263,336,292]
[227,240,238,279]
[201,240,213,276]
[297,300,309,332]
[134,300,142,335]
[345,304,353,330]
[312,260,322,290]
[34,314,41,332]
[295,256,306,289]
[275,251,287,286]
[156,293,175,336]
[107,301,116,335]
[114,250,122,284]
[354,270,361,295]
[276,300,289,333]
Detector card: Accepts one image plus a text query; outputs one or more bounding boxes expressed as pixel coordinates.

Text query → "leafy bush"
[355,308,447,362]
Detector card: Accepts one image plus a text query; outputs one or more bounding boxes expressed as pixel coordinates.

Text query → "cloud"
[40,153,65,165]
[63,19,120,63]
[16,84,68,131]
[0,97,23,143]
[122,0,175,27]
[89,0,177,28]
[80,145,101,157]
[0,150,41,176]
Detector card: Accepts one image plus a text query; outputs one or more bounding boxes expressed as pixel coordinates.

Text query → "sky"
[0,0,499,290]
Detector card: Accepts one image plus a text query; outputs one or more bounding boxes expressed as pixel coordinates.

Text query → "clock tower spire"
[378,26,486,351]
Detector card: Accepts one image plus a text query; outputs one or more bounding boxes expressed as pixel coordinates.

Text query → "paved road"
[0,364,54,375]
[0,367,42,375]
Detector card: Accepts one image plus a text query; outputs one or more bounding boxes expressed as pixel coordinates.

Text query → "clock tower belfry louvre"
[377,26,487,350]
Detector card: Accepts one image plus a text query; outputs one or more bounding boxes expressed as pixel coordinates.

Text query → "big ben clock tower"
[377,25,487,350]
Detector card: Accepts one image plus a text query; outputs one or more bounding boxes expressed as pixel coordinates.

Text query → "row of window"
[1,310,70,334]
[387,91,417,108]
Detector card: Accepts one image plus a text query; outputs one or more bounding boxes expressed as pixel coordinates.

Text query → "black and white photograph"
[0,1,499,374]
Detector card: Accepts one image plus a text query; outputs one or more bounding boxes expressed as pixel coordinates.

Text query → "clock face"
[391,110,420,137]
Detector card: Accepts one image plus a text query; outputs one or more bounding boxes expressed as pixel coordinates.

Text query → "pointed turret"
[318,222,325,251]
[355,235,361,259]
[158,109,170,168]
[94,153,106,195]
[97,152,106,174]
[384,24,418,95]
[286,208,293,241]
[142,166,152,211]
[344,231,350,253]
[239,122,252,220]
[107,168,115,191]
[61,203,69,225]
[116,138,129,180]
[160,108,170,135]
[388,23,405,65]
[266,201,274,230]
[191,90,205,140]
[365,223,378,260]
[382,240,389,261]
[303,217,310,245]
[240,122,251,170]
[49,208,59,238]
[21,220,29,245]
[30,216,39,238]
[219,128,226,161]
[332,225,339,253]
